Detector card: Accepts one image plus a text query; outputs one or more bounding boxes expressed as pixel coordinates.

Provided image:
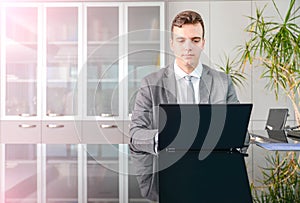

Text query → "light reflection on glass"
[5,7,38,116]
[46,7,78,116]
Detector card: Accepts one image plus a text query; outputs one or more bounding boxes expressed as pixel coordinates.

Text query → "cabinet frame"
[42,3,83,121]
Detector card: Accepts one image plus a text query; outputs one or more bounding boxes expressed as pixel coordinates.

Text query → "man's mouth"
[182,54,194,59]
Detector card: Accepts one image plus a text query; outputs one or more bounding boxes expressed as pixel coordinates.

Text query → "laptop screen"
[158,104,252,151]
[265,108,289,130]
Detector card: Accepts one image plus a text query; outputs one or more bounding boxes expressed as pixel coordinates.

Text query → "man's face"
[170,23,205,72]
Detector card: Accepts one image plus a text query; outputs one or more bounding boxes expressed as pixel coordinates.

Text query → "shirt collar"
[174,61,203,80]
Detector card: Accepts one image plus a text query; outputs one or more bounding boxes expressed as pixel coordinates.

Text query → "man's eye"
[177,39,185,43]
[193,39,201,43]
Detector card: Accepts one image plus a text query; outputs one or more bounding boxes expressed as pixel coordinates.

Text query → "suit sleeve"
[226,75,251,149]
[129,77,159,201]
[130,77,158,155]
[226,75,239,103]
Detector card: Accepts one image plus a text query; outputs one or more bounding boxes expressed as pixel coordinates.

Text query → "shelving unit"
[0,1,164,203]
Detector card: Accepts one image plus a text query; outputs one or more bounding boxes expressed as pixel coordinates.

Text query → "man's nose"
[184,40,193,50]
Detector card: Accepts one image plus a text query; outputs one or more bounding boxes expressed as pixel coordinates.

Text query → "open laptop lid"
[265,108,289,130]
[158,104,252,151]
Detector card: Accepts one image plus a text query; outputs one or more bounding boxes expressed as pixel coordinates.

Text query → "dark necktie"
[184,75,195,104]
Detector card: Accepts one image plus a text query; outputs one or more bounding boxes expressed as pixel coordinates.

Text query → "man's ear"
[200,38,206,49]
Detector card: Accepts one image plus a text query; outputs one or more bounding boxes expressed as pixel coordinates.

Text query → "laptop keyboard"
[250,133,273,143]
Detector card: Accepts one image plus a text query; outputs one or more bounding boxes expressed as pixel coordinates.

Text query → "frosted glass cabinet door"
[5,7,38,117]
[127,6,161,114]
[46,144,78,202]
[5,144,37,202]
[86,6,119,117]
[46,7,78,117]
[86,144,119,203]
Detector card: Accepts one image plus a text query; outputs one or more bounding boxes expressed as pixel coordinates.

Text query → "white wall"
[167,0,298,130]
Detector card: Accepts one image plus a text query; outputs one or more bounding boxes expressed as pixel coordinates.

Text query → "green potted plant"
[217,53,247,88]
[238,0,300,126]
[236,0,300,202]
[252,151,300,203]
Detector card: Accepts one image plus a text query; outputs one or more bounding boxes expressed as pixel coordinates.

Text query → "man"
[129,10,240,201]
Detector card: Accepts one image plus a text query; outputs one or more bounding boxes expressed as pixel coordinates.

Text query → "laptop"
[250,108,289,143]
[158,104,253,151]
[158,104,253,203]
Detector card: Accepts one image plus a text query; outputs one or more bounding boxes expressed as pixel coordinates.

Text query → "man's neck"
[176,60,198,74]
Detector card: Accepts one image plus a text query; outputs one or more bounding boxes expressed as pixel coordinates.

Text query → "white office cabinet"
[0,5,42,143]
[0,7,1,93]
[46,144,79,202]
[42,3,83,144]
[0,2,165,143]
[123,3,165,144]
[121,4,164,201]
[0,2,165,203]
[2,121,41,144]
[81,3,164,203]
[44,5,80,118]
[84,4,120,118]
[0,3,83,144]
[82,3,123,144]
[4,144,38,203]
[82,121,123,144]
[0,9,3,203]
[86,144,120,203]
[125,4,164,203]
[2,6,40,118]
[126,4,163,115]
[42,121,82,144]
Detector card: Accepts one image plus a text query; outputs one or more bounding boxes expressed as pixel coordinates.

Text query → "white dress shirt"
[174,61,203,103]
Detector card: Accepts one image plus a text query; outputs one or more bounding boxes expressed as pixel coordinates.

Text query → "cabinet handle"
[46,124,64,128]
[46,113,64,117]
[19,113,37,117]
[100,124,118,129]
[18,124,37,128]
[100,113,116,117]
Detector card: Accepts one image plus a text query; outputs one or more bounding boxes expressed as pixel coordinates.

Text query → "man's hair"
[171,10,205,38]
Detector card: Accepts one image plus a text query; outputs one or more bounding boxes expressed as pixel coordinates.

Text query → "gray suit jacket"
[129,64,239,201]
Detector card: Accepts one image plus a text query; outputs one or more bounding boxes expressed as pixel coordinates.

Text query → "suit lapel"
[199,66,212,103]
[162,65,177,103]
[162,64,212,104]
